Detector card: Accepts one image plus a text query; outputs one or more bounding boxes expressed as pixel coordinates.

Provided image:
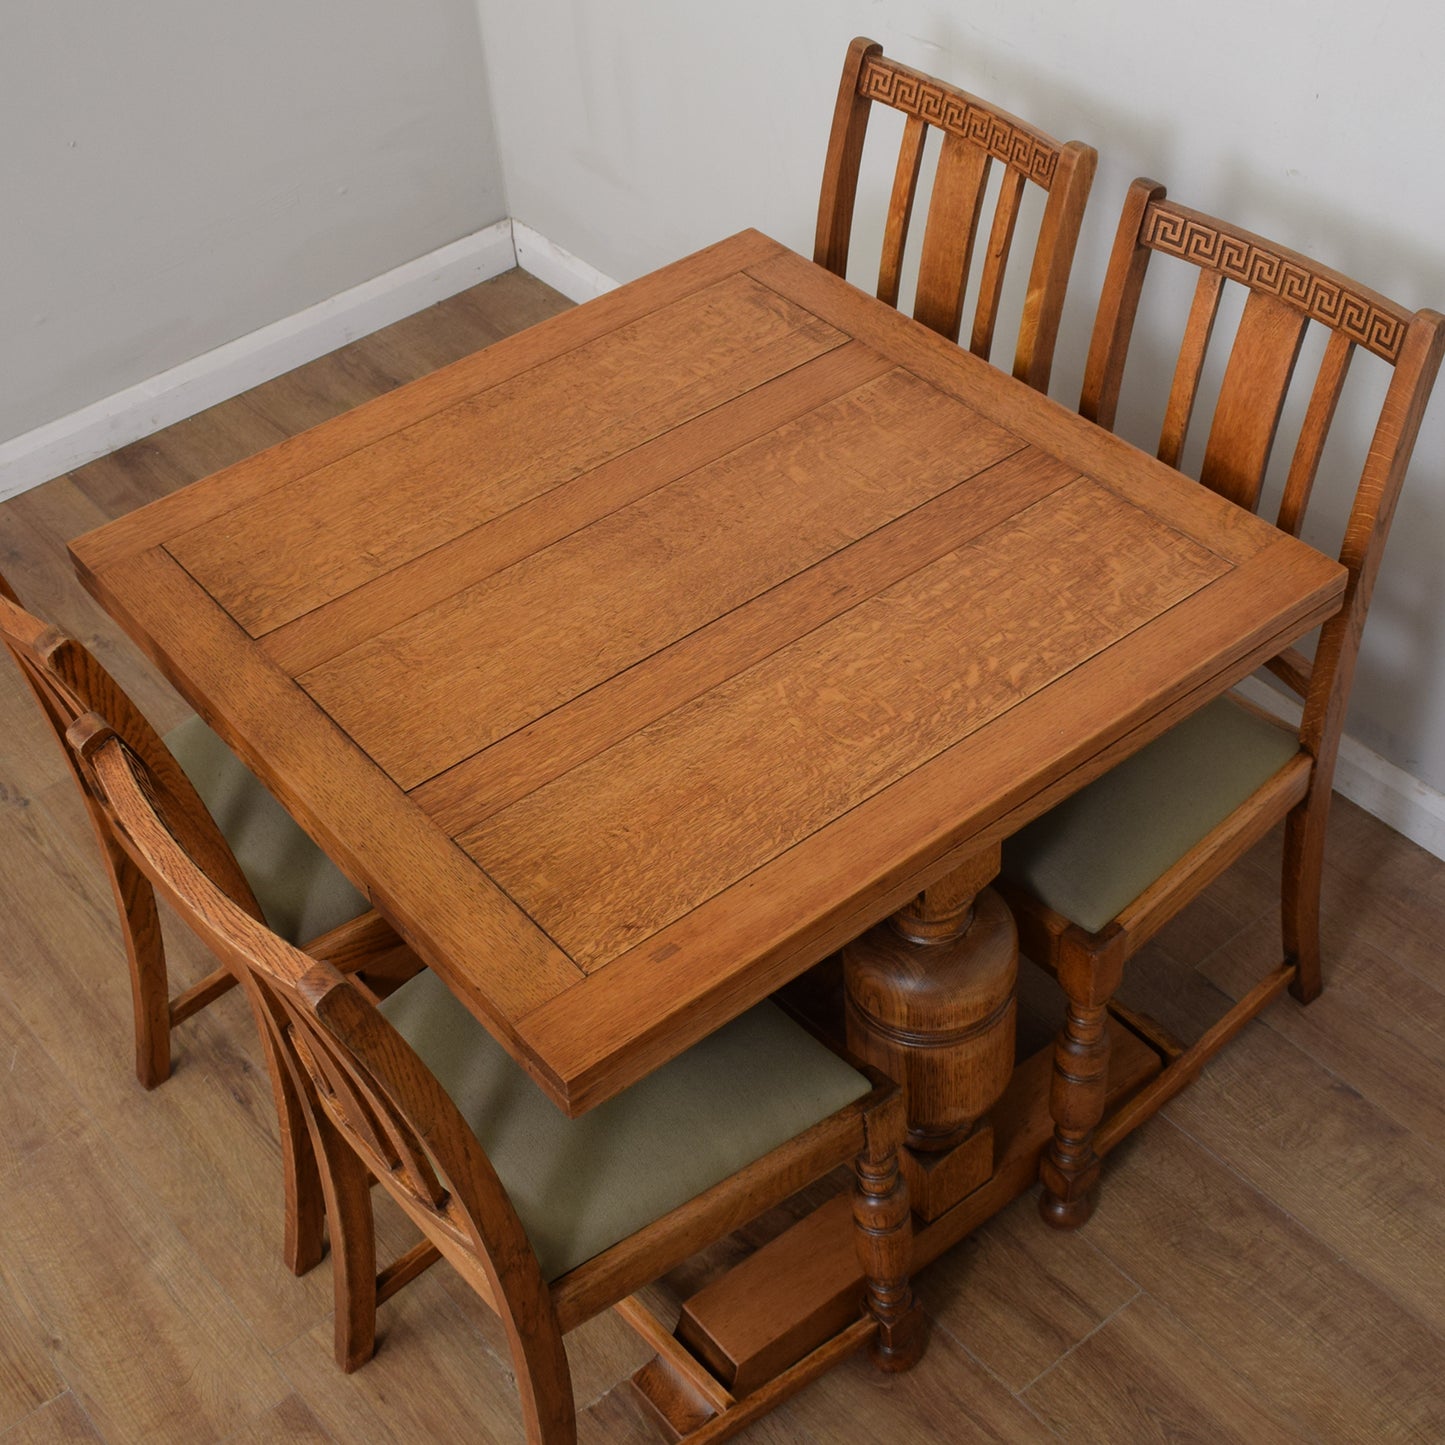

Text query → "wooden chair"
[0,570,416,1273]
[69,711,923,1444]
[815,36,1097,393]
[998,179,1445,1227]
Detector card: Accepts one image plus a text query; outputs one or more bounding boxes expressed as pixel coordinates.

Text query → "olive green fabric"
[1000,695,1301,935]
[166,714,369,945]
[379,970,871,1281]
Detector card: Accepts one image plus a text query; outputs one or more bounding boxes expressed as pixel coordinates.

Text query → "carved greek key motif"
[1144,205,1406,362]
[861,57,1058,188]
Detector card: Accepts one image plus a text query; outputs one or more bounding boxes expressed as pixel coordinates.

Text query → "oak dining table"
[70,227,1345,1392]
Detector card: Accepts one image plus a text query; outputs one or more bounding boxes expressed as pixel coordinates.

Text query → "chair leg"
[271,1046,328,1277]
[311,1113,378,1373]
[1039,926,1126,1230]
[107,842,172,1089]
[1282,790,1331,1004]
[853,1101,925,1372]
[232,979,329,1275]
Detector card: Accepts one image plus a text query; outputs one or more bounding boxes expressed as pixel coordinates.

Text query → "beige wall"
[0,0,506,443]
[474,0,1445,804]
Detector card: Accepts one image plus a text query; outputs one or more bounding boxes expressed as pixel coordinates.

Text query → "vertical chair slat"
[814,38,882,277]
[1014,140,1098,392]
[1199,288,1309,512]
[1080,179,1167,428]
[876,115,928,308]
[970,168,1026,362]
[817,39,1096,390]
[913,132,991,342]
[1157,268,1225,468]
[1277,329,1354,536]
[1300,310,1445,755]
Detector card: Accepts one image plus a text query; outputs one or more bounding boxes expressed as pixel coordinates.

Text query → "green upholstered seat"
[379,970,872,1281]
[1000,695,1301,935]
[166,714,369,945]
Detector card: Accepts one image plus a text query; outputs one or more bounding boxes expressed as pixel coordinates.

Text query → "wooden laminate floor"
[1,271,1443,1443]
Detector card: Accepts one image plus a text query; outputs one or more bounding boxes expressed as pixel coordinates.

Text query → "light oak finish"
[68,712,921,1444]
[1002,180,1445,1228]
[64,233,1347,1414]
[70,232,1345,1133]
[0,569,417,1279]
[816,37,1097,392]
[2,270,1443,1441]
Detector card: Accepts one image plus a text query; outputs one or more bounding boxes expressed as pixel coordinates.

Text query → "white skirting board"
[2,217,1439,863]
[0,219,518,504]
[511,220,619,303]
[1236,677,1445,862]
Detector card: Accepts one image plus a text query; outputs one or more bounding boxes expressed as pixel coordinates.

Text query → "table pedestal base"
[669,1017,1162,1397]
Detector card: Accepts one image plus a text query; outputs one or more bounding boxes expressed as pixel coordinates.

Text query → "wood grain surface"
[70,230,1345,1112]
[4,266,1440,1443]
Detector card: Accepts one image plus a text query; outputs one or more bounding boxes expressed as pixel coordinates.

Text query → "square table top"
[71,230,1345,1114]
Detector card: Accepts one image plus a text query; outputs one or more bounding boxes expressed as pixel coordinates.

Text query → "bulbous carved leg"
[844,849,1018,1161]
[853,1107,925,1372]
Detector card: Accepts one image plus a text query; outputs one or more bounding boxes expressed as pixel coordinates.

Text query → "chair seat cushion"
[166,714,369,945]
[379,969,871,1281]
[1000,695,1301,935]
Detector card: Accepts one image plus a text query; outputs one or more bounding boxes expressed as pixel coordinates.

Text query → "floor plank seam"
[1148,1108,1445,1359]
[1011,1286,1142,1399]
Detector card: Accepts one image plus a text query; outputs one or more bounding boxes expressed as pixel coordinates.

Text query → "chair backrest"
[0,570,265,925]
[815,36,1097,392]
[65,712,573,1441]
[1079,179,1445,777]
[1,570,271,1086]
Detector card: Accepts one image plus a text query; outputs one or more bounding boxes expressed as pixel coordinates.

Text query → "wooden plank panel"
[263,342,895,675]
[743,247,1285,564]
[169,273,844,634]
[303,369,1020,788]
[516,539,1342,1109]
[68,229,787,580]
[81,549,579,1054]
[470,478,1227,970]
[412,447,1068,832]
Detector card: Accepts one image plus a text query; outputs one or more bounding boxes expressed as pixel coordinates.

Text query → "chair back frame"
[68,713,574,1439]
[815,36,1097,392]
[1078,180,1445,795]
[68,712,919,1442]
[0,573,259,1084]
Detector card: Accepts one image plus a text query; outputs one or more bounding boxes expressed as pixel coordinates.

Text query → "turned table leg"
[1038,926,1126,1229]
[842,847,1018,1218]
